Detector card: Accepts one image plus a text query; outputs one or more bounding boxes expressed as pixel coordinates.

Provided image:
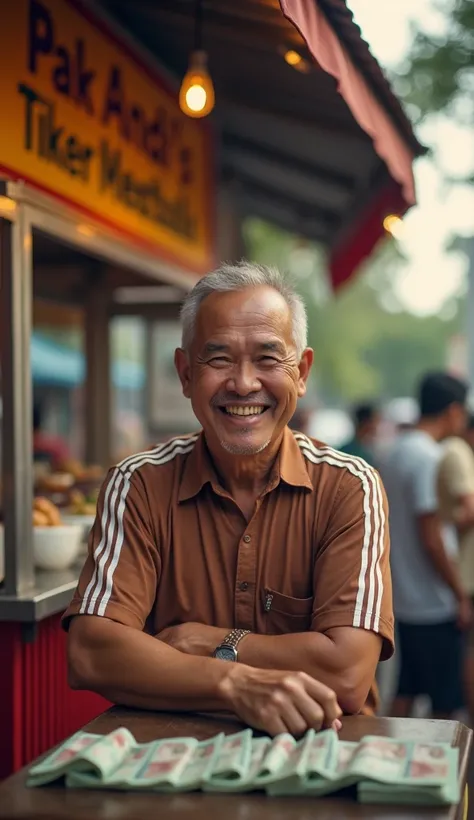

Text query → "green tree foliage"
[399,0,474,125]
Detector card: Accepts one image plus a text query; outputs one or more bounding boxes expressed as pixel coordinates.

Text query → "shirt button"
[239,581,249,591]
[243,535,251,543]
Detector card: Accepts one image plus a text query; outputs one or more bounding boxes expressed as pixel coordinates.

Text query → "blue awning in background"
[31,333,145,390]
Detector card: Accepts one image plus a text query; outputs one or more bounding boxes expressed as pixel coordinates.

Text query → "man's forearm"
[239,631,338,680]
[429,551,465,600]
[68,616,229,711]
[420,531,465,600]
[237,631,366,714]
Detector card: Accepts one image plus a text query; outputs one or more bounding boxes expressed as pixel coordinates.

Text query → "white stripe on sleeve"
[294,434,385,632]
[81,436,198,616]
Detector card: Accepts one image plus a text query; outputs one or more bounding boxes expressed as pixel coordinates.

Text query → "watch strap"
[221,628,251,650]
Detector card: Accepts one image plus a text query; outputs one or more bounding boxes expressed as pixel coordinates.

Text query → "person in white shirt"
[382,372,471,719]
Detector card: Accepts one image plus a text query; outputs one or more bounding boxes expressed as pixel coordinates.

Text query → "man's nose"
[226,362,261,396]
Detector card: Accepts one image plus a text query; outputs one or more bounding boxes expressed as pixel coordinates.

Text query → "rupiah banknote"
[26,725,462,806]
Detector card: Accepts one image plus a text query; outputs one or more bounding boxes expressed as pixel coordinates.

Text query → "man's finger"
[304,676,342,726]
[157,632,175,644]
[278,700,308,737]
[263,715,288,737]
[291,688,325,732]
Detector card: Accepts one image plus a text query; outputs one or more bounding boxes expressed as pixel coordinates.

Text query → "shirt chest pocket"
[261,587,313,635]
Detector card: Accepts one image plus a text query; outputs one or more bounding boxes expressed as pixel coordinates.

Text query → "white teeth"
[225,406,265,416]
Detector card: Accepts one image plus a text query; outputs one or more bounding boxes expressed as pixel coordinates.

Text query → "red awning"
[280,0,420,288]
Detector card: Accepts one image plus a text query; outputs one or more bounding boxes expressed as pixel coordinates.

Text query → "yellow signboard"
[0,0,215,274]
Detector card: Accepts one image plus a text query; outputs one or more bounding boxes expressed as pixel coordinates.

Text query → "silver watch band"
[222,628,251,649]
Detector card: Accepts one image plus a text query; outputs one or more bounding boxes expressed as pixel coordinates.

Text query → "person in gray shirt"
[382,372,471,719]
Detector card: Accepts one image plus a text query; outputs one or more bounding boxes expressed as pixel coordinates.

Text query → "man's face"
[175,286,313,455]
[360,413,380,443]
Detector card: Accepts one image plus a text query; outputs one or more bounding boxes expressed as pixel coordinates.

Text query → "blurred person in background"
[438,413,474,725]
[382,372,470,719]
[384,397,419,436]
[340,402,380,465]
[33,401,70,471]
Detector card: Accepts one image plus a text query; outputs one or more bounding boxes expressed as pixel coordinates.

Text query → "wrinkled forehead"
[193,286,293,346]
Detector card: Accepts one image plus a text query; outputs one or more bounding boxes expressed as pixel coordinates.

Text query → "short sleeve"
[62,466,160,631]
[410,449,440,514]
[312,466,394,661]
[439,439,474,499]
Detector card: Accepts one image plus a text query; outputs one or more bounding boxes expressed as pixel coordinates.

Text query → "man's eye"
[259,356,278,363]
[209,356,231,365]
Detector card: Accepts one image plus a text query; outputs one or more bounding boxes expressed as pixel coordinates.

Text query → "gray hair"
[180,261,308,357]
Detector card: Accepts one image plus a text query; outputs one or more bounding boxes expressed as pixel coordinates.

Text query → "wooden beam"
[237,192,328,245]
[219,94,368,137]
[222,132,356,193]
[226,169,341,224]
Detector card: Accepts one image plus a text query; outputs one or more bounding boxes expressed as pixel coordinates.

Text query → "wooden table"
[0,708,471,820]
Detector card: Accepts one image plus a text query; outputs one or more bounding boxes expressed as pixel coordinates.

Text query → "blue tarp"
[31,333,145,390]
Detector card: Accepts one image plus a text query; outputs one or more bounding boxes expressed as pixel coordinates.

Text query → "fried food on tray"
[57,459,103,481]
[33,496,62,527]
[68,489,97,516]
[33,510,50,527]
[36,472,75,493]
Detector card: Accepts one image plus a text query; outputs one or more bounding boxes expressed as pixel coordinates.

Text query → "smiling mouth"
[219,405,269,417]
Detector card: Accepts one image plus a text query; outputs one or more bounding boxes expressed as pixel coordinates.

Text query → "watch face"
[215,644,237,662]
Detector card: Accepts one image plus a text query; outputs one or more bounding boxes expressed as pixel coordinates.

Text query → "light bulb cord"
[194,0,203,51]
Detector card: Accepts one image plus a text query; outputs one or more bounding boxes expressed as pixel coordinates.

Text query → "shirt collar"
[276,426,314,491]
[178,433,217,502]
[178,427,313,502]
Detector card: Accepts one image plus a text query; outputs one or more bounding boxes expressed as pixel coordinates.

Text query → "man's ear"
[297,348,314,398]
[174,348,192,398]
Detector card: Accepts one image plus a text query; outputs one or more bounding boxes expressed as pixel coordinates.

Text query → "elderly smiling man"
[64,262,393,736]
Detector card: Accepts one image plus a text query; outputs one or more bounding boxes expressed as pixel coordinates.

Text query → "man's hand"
[156,622,228,657]
[217,664,342,737]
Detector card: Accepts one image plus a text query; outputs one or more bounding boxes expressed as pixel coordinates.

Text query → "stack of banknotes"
[27,726,460,805]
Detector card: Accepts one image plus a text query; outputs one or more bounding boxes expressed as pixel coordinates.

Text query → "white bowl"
[33,525,82,571]
[61,514,94,536]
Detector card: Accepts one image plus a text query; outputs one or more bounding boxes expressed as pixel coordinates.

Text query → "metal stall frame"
[0,179,197,619]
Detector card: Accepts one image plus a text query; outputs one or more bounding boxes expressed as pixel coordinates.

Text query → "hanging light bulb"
[383,214,404,240]
[179,50,215,118]
[179,0,215,119]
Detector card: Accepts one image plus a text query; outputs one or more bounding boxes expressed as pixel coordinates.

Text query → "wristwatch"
[213,628,251,662]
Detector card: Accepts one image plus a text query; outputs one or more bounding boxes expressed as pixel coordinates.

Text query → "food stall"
[0,0,422,778]
[0,0,214,778]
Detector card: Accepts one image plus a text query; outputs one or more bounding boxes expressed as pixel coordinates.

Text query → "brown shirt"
[63,428,394,711]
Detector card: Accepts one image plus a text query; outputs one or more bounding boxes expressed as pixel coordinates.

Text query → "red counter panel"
[0,614,109,779]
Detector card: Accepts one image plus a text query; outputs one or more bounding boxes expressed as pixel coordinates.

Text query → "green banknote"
[26,725,461,806]
[27,728,135,787]
[202,729,253,791]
